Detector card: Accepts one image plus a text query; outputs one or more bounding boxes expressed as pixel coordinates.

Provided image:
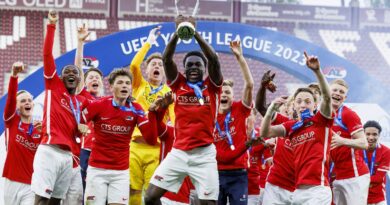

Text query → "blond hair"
[331,79,349,89]
[222,79,234,87]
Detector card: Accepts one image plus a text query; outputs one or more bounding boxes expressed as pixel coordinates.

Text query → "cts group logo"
[323,66,347,79]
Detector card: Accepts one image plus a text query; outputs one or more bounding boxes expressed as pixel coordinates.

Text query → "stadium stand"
[3,4,390,97]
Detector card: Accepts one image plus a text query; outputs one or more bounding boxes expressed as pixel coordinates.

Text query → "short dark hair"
[61,64,80,75]
[84,67,103,81]
[293,87,316,102]
[183,51,207,67]
[308,83,321,95]
[108,68,132,85]
[364,120,382,133]
[145,52,163,65]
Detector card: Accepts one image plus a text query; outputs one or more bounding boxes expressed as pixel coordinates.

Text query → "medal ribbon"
[215,112,235,150]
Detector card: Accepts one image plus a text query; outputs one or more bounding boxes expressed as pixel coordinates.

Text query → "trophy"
[175,0,199,40]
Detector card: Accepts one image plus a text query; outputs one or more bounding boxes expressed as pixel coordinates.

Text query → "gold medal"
[261,164,266,170]
[230,145,235,150]
[199,98,204,105]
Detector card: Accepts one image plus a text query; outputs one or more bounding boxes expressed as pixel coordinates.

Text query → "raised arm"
[259,98,286,139]
[4,62,24,121]
[255,70,276,116]
[188,17,222,85]
[230,41,254,106]
[43,10,58,78]
[75,23,90,93]
[304,52,331,118]
[130,26,161,88]
[162,33,179,82]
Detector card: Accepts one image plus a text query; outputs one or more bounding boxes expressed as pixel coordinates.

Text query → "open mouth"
[25,107,32,111]
[220,99,228,104]
[120,90,128,94]
[92,83,99,89]
[332,96,341,102]
[153,70,160,76]
[68,77,75,83]
[189,71,199,78]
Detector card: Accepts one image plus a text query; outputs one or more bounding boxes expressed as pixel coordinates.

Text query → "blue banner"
[1,21,389,133]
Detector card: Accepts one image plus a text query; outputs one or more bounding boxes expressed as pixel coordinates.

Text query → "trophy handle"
[175,0,181,16]
[192,0,200,17]
[175,0,200,17]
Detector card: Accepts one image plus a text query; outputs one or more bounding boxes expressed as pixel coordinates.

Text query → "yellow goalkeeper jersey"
[130,42,175,140]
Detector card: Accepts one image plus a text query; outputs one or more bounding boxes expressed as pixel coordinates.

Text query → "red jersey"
[214,101,252,170]
[82,97,157,170]
[267,113,295,192]
[168,73,221,150]
[159,125,193,204]
[330,105,369,180]
[79,89,100,150]
[282,111,333,187]
[247,143,265,195]
[41,24,88,152]
[259,148,273,188]
[2,76,42,184]
[360,144,390,204]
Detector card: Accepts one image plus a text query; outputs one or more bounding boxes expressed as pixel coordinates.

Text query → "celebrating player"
[330,79,369,205]
[255,71,295,205]
[129,25,175,205]
[80,68,165,205]
[260,52,333,205]
[213,40,254,205]
[31,10,89,205]
[73,22,104,196]
[144,15,223,205]
[361,121,390,205]
[3,62,42,205]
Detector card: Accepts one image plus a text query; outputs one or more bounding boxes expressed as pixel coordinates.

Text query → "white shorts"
[62,166,83,205]
[161,197,189,205]
[332,174,370,205]
[248,194,260,205]
[84,166,129,205]
[31,144,73,199]
[3,178,34,205]
[368,201,387,205]
[292,185,331,205]
[150,144,219,200]
[262,182,293,205]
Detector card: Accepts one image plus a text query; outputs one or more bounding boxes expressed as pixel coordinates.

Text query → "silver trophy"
[175,0,199,40]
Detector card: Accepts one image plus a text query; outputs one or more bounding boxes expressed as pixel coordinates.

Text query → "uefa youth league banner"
[0,21,389,133]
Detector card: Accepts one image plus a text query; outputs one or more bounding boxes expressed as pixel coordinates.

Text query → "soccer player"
[260,52,333,205]
[144,15,223,205]
[3,62,42,205]
[80,68,164,205]
[255,71,295,205]
[329,79,369,205]
[362,121,390,205]
[63,22,100,205]
[308,82,321,103]
[145,92,194,205]
[31,10,89,205]
[129,26,175,205]
[73,22,104,194]
[214,40,254,205]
